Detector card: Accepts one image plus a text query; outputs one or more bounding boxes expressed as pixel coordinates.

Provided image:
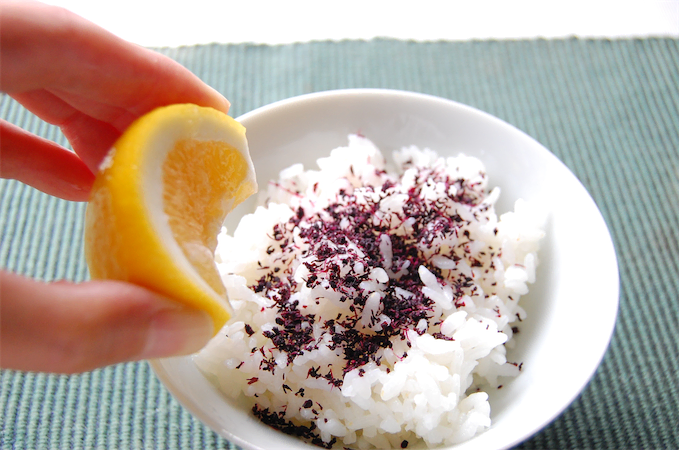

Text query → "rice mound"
[195,135,545,449]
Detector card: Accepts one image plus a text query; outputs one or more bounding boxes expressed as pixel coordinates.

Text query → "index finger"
[0,2,230,130]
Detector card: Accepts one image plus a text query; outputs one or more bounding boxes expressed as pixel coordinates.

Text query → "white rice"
[195,135,545,449]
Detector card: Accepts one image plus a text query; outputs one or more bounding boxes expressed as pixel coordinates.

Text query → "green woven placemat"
[1,38,678,449]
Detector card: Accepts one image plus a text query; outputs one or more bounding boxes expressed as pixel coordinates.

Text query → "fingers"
[0,271,214,374]
[1,1,229,170]
[0,2,230,118]
[8,90,122,173]
[0,120,94,201]
[0,3,228,374]
[10,87,138,137]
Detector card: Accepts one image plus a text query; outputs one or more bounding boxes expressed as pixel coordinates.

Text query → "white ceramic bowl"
[151,89,619,450]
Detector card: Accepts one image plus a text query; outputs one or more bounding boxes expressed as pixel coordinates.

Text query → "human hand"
[0,1,225,372]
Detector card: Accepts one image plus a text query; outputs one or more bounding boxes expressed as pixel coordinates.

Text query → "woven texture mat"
[1,38,678,449]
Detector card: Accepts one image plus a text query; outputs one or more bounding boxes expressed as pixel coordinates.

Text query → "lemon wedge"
[84,104,257,334]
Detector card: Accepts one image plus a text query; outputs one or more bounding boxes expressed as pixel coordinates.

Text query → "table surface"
[1,6,679,450]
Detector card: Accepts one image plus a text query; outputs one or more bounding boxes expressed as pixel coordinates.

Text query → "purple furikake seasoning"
[247,156,494,383]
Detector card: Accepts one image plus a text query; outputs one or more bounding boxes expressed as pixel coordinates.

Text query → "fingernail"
[141,307,213,359]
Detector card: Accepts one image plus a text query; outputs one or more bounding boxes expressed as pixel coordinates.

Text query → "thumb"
[0,271,213,373]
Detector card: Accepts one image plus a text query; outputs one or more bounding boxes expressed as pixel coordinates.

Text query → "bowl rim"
[152,88,620,450]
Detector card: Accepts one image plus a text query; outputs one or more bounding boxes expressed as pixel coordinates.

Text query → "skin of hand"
[0,1,230,373]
